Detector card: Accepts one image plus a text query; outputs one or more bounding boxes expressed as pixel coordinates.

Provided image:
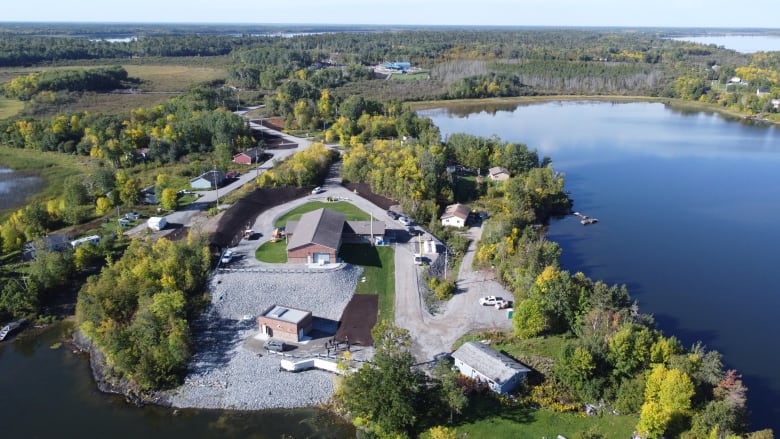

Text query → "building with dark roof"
[286,208,345,264]
[285,208,386,264]
[452,341,531,395]
[440,203,471,228]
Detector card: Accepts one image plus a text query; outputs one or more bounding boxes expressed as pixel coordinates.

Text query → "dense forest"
[0,25,778,438]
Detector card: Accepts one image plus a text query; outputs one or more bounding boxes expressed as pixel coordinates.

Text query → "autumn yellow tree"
[637,365,695,437]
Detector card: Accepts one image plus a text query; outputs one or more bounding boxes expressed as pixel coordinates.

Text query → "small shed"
[190,170,226,189]
[440,203,471,228]
[233,147,262,165]
[257,305,313,343]
[451,341,531,395]
[488,166,511,182]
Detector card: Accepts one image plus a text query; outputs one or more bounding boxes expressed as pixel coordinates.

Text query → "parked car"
[221,249,235,264]
[118,218,131,227]
[479,296,504,306]
[386,210,400,220]
[311,186,324,194]
[398,216,411,226]
[125,212,140,220]
[494,300,513,309]
[413,254,424,265]
[264,339,286,352]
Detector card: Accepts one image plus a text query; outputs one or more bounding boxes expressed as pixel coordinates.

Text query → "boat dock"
[572,211,599,225]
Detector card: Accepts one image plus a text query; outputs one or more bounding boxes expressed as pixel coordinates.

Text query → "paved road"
[127,121,314,235]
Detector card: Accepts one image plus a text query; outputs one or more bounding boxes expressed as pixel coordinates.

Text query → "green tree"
[335,321,425,437]
[433,360,468,424]
[608,323,655,378]
[513,298,547,339]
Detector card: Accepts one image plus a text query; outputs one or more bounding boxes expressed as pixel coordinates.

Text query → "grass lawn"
[275,201,371,227]
[339,244,395,322]
[255,240,288,263]
[122,64,227,92]
[0,97,23,119]
[453,394,637,439]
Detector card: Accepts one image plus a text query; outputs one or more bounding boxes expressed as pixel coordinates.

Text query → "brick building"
[257,305,313,343]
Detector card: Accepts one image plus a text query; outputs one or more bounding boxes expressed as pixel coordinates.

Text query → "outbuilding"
[451,341,531,395]
[257,304,313,343]
[232,147,263,165]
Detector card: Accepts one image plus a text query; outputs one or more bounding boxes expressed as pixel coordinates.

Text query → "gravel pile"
[163,265,363,410]
[211,264,362,321]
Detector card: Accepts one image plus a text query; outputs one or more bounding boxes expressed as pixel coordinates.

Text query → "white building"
[440,203,471,228]
[451,342,531,395]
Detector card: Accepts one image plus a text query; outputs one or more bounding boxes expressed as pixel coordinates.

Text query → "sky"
[4,0,780,28]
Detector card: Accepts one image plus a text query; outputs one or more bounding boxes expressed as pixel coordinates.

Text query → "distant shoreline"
[409,95,780,126]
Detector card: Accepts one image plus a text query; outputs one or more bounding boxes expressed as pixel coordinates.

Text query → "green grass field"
[452,394,637,439]
[0,97,23,119]
[274,201,371,227]
[122,64,227,92]
[255,239,288,263]
[339,244,395,322]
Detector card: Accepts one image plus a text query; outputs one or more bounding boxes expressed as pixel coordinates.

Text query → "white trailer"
[147,216,167,231]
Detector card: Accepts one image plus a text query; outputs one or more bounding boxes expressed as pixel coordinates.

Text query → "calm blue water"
[422,101,780,432]
[672,35,780,53]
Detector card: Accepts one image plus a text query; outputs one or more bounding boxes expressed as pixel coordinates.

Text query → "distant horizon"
[1,21,778,32]
[4,0,780,29]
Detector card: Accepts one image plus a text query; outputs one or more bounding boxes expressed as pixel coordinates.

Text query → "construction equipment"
[270,227,286,243]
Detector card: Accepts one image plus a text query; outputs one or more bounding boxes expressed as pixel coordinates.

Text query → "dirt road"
[395,225,514,363]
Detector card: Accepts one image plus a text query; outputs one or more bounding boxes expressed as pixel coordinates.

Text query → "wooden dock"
[573,212,599,225]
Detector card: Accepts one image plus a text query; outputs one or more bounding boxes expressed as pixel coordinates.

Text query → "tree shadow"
[186,307,255,374]
[340,244,382,267]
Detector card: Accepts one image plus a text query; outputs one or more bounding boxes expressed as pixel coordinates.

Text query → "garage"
[313,253,331,264]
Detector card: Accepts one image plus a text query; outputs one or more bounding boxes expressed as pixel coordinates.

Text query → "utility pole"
[212,170,220,209]
[444,246,448,279]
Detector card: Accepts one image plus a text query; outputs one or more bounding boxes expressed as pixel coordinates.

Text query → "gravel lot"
[163,265,363,410]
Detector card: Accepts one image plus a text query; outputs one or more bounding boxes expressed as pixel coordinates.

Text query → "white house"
[451,341,531,395]
[488,166,511,182]
[440,203,471,228]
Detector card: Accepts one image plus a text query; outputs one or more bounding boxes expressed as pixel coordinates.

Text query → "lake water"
[0,167,43,213]
[672,35,780,53]
[0,322,354,438]
[421,101,780,432]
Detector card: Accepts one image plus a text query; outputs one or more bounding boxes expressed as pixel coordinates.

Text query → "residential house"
[440,203,471,228]
[233,147,262,165]
[757,88,771,97]
[488,166,511,182]
[452,341,531,395]
[190,170,226,190]
[257,305,313,343]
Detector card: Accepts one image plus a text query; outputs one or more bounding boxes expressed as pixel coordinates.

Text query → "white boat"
[0,320,24,341]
